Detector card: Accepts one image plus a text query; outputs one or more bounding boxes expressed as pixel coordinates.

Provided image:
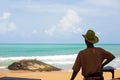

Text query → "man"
[70,30,115,80]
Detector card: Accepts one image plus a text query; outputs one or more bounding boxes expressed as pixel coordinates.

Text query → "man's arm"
[70,71,78,80]
[102,56,115,68]
[100,48,115,68]
[71,52,81,80]
[102,57,115,68]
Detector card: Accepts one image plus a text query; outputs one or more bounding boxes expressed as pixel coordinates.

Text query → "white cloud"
[87,0,120,7]
[59,10,80,31]
[0,12,11,20]
[0,22,16,34]
[74,0,120,16]
[11,0,120,17]
[32,29,38,34]
[0,12,17,34]
[7,22,16,31]
[12,4,70,13]
[45,26,57,35]
[45,9,83,36]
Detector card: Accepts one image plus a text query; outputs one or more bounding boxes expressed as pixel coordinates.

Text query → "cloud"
[32,29,38,34]
[7,22,16,31]
[0,22,16,34]
[45,26,57,36]
[45,9,83,36]
[87,0,120,7]
[0,12,17,34]
[11,0,119,17]
[0,12,11,20]
[74,0,120,16]
[12,4,70,13]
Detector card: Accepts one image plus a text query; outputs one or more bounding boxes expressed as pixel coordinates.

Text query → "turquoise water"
[0,44,82,57]
[0,44,120,70]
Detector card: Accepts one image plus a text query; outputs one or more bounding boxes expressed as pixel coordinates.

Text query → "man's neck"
[87,44,94,48]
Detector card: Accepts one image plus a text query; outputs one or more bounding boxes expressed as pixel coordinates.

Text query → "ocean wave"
[0,54,77,66]
[0,54,77,61]
[0,54,120,69]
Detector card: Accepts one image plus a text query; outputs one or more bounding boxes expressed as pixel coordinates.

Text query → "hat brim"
[82,35,99,44]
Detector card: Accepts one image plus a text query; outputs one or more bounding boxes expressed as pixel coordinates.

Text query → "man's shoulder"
[95,47,105,50]
[79,48,89,54]
[79,47,105,52]
[79,49,86,52]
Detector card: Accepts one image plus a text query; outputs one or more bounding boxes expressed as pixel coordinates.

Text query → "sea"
[0,44,120,71]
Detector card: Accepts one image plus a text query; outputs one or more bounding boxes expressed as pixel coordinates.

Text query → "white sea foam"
[0,54,77,60]
[0,66,6,68]
[0,54,120,69]
[0,54,77,66]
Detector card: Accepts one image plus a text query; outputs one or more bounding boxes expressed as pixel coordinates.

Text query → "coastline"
[0,44,120,70]
[0,69,120,80]
[0,44,120,80]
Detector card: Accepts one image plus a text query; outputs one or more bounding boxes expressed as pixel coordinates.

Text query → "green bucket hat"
[82,30,99,44]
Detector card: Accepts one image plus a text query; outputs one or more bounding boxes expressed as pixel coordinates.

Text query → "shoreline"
[0,69,120,80]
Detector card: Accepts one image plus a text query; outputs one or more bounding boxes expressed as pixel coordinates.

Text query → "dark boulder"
[8,59,61,72]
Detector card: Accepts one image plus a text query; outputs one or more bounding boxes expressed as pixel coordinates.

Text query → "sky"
[0,0,120,44]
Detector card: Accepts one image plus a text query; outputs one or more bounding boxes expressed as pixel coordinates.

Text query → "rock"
[8,59,61,72]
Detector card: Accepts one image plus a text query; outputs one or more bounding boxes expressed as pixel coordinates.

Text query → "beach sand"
[0,69,120,80]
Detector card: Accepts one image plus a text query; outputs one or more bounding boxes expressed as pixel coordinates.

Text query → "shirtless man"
[70,30,115,80]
